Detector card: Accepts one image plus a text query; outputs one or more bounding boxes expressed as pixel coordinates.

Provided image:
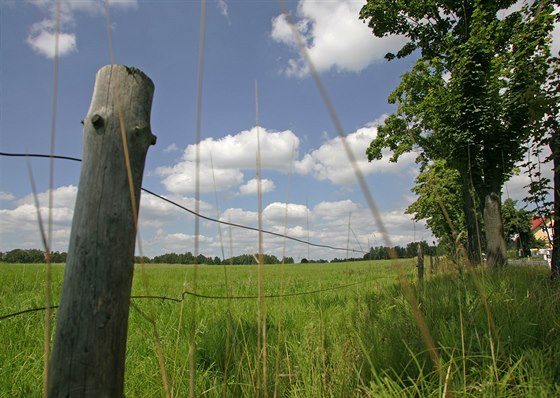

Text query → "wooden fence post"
[429,254,434,274]
[48,65,156,397]
[417,242,424,284]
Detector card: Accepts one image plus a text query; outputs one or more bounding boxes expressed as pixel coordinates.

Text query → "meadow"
[1,260,559,397]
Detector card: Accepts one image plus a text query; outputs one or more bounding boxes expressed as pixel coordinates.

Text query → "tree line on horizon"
[0,197,543,265]
[1,241,439,265]
[0,249,294,265]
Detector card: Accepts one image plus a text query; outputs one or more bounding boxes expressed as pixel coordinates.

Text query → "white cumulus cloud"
[294,124,416,185]
[157,122,417,195]
[16,184,77,210]
[26,26,77,58]
[0,191,16,202]
[263,202,309,224]
[217,0,230,23]
[163,143,179,153]
[312,199,359,222]
[26,0,138,59]
[157,161,244,195]
[156,127,299,195]
[220,207,258,227]
[138,192,213,229]
[271,0,406,76]
[0,185,77,252]
[238,178,276,196]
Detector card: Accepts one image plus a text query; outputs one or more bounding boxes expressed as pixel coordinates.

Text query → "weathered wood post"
[417,242,424,284]
[429,253,434,274]
[48,65,156,397]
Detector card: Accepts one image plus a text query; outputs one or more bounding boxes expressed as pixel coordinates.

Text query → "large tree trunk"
[462,178,482,265]
[550,134,559,280]
[483,179,508,270]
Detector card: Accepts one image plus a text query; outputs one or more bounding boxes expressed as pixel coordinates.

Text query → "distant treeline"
[0,248,294,265]
[148,252,295,265]
[1,242,436,264]
[0,249,67,264]
[362,241,437,261]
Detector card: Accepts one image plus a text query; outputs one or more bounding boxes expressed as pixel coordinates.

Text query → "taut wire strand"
[0,278,372,322]
[0,152,368,256]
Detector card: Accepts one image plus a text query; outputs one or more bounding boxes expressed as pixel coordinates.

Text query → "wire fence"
[0,278,375,321]
[0,151,368,256]
[0,151,385,323]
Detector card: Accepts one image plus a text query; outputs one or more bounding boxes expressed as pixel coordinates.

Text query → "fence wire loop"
[0,279,371,321]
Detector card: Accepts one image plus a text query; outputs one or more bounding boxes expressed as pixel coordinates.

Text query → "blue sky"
[1,0,557,261]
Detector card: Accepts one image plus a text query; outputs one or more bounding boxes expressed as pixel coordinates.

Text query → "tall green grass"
[1,261,559,397]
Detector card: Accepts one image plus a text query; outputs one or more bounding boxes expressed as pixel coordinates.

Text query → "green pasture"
[1,260,559,397]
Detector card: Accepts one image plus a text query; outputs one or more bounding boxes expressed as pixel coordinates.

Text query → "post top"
[97,64,154,87]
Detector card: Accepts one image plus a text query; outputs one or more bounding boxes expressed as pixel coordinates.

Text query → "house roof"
[531,214,555,231]
[531,217,546,231]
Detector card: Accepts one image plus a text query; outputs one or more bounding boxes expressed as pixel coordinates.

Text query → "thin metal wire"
[0,278,372,322]
[0,152,368,255]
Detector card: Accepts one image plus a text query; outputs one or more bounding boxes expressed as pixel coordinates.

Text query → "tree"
[134,255,151,264]
[3,248,45,263]
[406,242,419,258]
[501,198,537,257]
[406,159,466,256]
[551,129,560,278]
[363,246,391,260]
[524,27,560,278]
[360,0,556,269]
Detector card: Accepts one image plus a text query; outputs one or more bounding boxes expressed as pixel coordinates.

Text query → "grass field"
[1,260,559,397]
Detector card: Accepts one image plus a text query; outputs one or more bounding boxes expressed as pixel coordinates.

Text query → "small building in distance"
[531,215,554,248]
[531,215,554,269]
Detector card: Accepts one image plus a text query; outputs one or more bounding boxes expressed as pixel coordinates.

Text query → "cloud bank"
[156,127,299,195]
[0,119,428,260]
[156,121,417,196]
[270,0,405,76]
